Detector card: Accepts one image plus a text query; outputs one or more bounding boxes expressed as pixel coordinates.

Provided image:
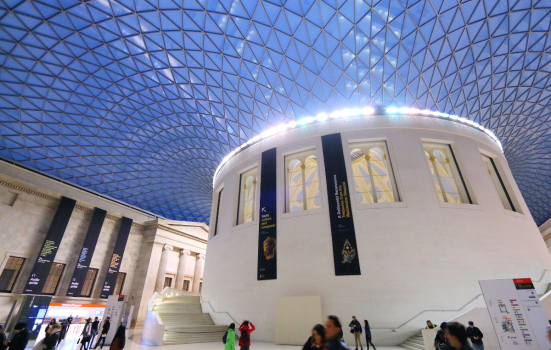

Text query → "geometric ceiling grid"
[1,0,551,224]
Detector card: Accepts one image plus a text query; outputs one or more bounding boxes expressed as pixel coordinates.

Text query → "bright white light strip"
[212,107,502,185]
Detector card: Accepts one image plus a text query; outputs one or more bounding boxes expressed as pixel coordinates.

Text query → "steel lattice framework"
[1,0,551,224]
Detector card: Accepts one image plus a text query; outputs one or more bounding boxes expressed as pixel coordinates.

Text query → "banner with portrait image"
[66,207,107,296]
[321,133,361,276]
[100,217,132,298]
[24,196,76,294]
[257,147,277,280]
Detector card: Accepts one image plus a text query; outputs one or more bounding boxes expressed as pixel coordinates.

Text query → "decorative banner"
[100,217,132,299]
[257,147,277,280]
[66,208,107,296]
[321,133,361,276]
[23,197,76,294]
[480,278,549,349]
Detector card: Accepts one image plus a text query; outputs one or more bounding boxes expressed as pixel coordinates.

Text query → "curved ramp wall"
[202,113,551,345]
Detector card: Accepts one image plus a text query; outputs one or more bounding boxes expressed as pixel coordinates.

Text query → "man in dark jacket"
[94,317,110,349]
[349,316,362,350]
[90,317,100,346]
[8,323,28,350]
[465,321,483,350]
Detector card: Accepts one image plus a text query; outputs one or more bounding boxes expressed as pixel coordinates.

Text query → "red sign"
[512,278,532,284]
[49,303,106,308]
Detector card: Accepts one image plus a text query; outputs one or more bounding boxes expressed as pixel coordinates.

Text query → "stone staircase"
[153,294,227,344]
[400,332,426,350]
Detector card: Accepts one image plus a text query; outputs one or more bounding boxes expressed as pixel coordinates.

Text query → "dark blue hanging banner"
[257,148,277,280]
[66,208,107,296]
[321,133,361,276]
[100,217,132,298]
[24,196,76,294]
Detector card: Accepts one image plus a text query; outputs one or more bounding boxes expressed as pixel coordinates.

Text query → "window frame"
[0,256,26,293]
[480,151,521,213]
[113,272,126,295]
[284,148,322,213]
[41,262,66,295]
[422,141,473,205]
[348,140,401,205]
[212,187,223,237]
[235,166,259,226]
[80,267,99,297]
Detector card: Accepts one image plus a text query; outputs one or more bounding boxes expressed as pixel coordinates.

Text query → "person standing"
[90,317,100,346]
[45,318,56,339]
[322,316,349,350]
[238,320,255,350]
[426,321,437,329]
[58,320,68,346]
[0,326,8,350]
[444,322,473,350]
[80,318,93,350]
[94,317,111,349]
[8,323,29,350]
[465,322,483,350]
[224,323,236,350]
[363,320,376,350]
[434,322,448,350]
[109,325,126,350]
[43,324,61,350]
[349,316,362,350]
[67,315,74,330]
[302,324,325,350]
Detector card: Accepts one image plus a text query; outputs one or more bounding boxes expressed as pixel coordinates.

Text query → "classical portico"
[131,219,208,327]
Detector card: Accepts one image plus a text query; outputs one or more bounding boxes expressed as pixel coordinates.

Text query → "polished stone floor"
[28,324,404,350]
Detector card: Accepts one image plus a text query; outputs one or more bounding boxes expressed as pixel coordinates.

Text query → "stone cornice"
[155,223,208,244]
[0,180,144,227]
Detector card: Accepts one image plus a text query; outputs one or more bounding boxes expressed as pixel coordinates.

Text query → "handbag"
[77,338,81,344]
[350,328,354,334]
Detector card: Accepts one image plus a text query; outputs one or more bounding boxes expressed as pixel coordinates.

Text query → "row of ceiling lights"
[212,107,503,186]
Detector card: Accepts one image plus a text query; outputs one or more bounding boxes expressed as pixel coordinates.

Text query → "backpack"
[222,331,227,344]
[241,328,249,343]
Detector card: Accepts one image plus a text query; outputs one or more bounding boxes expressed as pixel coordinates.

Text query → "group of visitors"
[222,317,484,350]
[223,320,255,350]
[433,321,484,350]
[79,316,119,350]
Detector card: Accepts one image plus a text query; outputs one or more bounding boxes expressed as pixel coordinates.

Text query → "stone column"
[191,253,205,293]
[154,244,173,292]
[175,249,191,290]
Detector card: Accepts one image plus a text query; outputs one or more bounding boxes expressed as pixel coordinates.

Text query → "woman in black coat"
[43,324,61,350]
[302,324,325,350]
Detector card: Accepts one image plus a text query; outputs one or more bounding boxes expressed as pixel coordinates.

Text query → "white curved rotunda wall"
[202,113,551,345]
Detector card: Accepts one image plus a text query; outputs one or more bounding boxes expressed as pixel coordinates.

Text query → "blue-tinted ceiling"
[0,0,550,224]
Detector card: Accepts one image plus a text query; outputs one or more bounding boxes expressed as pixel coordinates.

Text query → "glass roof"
[0,0,550,224]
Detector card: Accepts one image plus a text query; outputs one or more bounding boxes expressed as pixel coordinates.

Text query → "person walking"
[44,318,57,339]
[322,316,349,350]
[444,322,473,350]
[67,315,74,330]
[94,317,111,349]
[363,320,376,350]
[90,317,100,346]
[8,323,29,350]
[80,318,93,350]
[302,324,325,350]
[43,324,62,350]
[224,323,236,350]
[58,320,68,345]
[426,321,437,329]
[0,326,8,350]
[349,316,362,350]
[109,325,126,350]
[238,320,255,350]
[465,322,483,350]
[434,322,448,350]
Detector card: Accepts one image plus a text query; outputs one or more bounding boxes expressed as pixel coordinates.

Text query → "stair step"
[400,345,420,350]
[160,296,200,304]
[402,340,425,350]
[409,339,424,345]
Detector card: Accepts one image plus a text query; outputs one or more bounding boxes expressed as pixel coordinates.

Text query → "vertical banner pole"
[100,217,132,298]
[23,196,76,294]
[257,148,277,280]
[321,133,361,276]
[66,208,107,296]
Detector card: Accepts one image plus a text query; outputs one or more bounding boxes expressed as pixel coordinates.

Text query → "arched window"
[285,150,321,212]
[237,167,258,225]
[423,142,471,204]
[350,141,399,204]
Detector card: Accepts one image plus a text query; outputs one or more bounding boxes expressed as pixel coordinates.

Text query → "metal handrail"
[200,297,239,325]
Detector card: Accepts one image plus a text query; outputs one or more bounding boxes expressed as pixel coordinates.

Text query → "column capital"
[180,249,191,256]
[196,253,205,260]
[163,244,173,251]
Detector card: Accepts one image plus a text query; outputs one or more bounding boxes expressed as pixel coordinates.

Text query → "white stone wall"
[203,114,551,345]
